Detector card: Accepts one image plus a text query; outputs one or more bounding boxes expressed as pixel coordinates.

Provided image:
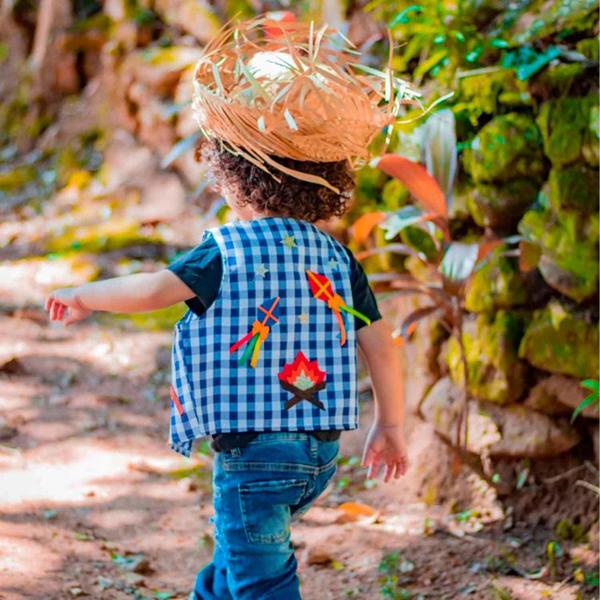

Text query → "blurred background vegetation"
[1,0,599,547]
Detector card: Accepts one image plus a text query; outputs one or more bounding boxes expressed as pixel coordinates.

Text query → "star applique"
[328,258,339,270]
[298,312,309,325]
[281,234,296,249]
[255,263,269,278]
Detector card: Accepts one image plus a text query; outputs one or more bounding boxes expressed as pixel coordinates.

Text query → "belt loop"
[309,433,318,461]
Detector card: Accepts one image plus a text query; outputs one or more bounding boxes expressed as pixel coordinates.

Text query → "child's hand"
[361,422,409,482]
[45,288,92,325]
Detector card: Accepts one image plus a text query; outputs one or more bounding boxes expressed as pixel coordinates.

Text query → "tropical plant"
[352,108,527,448]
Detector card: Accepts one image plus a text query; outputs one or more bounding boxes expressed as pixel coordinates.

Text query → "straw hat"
[192,13,422,191]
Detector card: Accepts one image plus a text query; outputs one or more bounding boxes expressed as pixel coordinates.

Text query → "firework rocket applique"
[278,352,326,410]
[306,271,371,346]
[230,296,280,368]
[170,384,184,416]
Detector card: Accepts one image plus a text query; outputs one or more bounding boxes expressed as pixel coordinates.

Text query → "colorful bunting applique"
[229,296,280,368]
[306,271,371,346]
[278,351,326,410]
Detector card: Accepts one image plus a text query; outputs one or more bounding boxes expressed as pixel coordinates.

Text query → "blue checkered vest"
[169,217,359,456]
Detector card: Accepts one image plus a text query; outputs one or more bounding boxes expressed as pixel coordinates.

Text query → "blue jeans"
[192,432,340,600]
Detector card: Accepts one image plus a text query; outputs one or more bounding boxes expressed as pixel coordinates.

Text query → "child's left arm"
[45,270,195,325]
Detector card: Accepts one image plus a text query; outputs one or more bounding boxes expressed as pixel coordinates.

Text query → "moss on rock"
[381,178,408,211]
[576,37,599,61]
[467,178,538,229]
[536,94,598,168]
[355,164,387,205]
[519,301,599,378]
[446,311,528,404]
[464,248,527,313]
[462,113,545,183]
[533,62,589,98]
[548,165,599,212]
[518,206,598,302]
[453,69,531,124]
[510,0,598,45]
[583,103,599,167]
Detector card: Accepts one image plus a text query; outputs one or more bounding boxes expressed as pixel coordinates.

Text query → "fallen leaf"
[338,501,377,519]
[0,357,26,375]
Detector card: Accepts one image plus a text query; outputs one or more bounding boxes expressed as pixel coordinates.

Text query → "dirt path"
[0,312,594,599]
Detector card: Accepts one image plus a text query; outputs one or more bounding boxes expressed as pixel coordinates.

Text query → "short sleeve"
[343,247,382,330]
[167,232,223,316]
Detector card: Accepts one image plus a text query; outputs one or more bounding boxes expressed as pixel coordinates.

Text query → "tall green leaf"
[440,242,479,282]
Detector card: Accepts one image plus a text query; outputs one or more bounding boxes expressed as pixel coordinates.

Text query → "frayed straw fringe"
[192,15,423,191]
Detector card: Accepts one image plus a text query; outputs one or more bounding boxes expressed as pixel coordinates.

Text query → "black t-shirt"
[168,231,381,330]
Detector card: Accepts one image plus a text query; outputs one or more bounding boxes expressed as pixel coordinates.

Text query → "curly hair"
[197,139,355,223]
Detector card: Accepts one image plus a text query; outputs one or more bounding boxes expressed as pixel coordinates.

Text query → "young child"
[45,17,411,600]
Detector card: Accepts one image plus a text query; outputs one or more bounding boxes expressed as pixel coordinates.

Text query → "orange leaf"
[351,211,387,245]
[338,501,377,517]
[373,154,447,217]
[477,239,502,261]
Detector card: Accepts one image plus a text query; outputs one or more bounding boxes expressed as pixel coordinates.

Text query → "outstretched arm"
[45,270,195,325]
[357,319,408,482]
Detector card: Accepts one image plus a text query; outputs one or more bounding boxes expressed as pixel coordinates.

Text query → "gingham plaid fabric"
[169,217,359,457]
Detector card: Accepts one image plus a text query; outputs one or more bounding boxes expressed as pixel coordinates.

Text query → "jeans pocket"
[239,479,307,544]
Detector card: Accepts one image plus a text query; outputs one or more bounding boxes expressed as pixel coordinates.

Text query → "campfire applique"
[306,271,371,346]
[230,296,280,368]
[278,352,327,410]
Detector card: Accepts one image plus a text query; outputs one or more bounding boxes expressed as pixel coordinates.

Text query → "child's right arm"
[357,319,409,483]
[45,270,195,325]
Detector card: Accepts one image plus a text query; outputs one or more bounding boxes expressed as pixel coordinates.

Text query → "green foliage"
[572,379,600,422]
[378,550,414,599]
[500,45,561,80]
[554,518,587,542]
